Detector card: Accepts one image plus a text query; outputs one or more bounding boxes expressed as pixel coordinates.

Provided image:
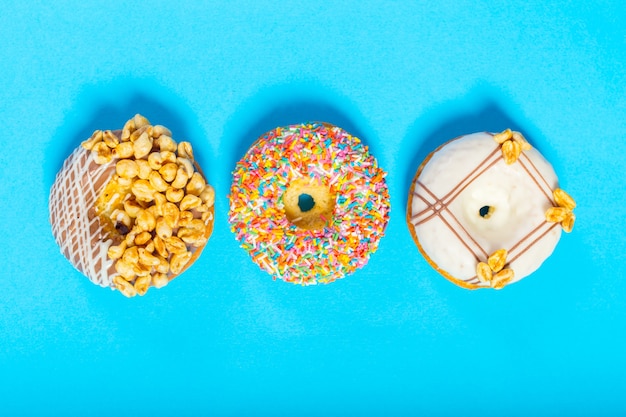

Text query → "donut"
[229,122,391,285]
[49,115,215,297]
[407,129,576,290]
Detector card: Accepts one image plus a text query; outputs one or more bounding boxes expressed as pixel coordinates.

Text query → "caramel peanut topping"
[81,115,214,297]
[476,249,515,290]
[545,188,576,233]
[493,129,531,165]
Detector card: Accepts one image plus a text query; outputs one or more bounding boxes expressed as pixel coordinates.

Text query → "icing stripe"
[412,146,501,220]
[518,154,556,205]
[49,147,115,287]
[413,181,488,261]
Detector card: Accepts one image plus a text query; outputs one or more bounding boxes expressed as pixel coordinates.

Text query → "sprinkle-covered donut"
[229,122,391,285]
[49,115,215,297]
[407,129,576,290]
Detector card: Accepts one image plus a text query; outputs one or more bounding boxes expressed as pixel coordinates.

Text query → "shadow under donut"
[220,82,374,190]
[44,79,201,193]
[401,89,550,211]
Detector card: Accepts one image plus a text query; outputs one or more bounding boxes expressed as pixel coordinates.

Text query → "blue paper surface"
[1,1,625,415]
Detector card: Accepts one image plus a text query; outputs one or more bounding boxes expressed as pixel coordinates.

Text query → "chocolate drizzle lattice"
[409,133,561,288]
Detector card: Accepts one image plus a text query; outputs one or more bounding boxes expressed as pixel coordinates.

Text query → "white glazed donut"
[407,130,576,290]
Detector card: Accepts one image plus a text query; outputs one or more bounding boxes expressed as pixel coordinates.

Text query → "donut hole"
[297,193,316,212]
[284,179,334,230]
[479,205,494,219]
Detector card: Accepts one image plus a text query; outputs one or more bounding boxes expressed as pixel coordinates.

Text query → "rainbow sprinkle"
[228,122,391,285]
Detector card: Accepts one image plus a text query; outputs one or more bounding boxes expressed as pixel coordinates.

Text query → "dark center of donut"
[298,193,315,212]
[115,222,130,235]
[479,205,494,219]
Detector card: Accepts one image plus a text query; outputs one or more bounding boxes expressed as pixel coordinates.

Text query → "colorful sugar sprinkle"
[228,122,391,285]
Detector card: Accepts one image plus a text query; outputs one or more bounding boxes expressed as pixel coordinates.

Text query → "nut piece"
[178,227,206,246]
[116,160,139,179]
[166,186,184,203]
[164,236,187,255]
[170,251,193,275]
[121,118,136,141]
[511,132,532,150]
[107,242,127,261]
[114,276,138,297]
[122,246,139,266]
[134,275,151,296]
[123,199,143,218]
[160,163,178,183]
[186,172,206,196]
[153,125,172,139]
[158,135,177,152]
[554,188,576,211]
[177,157,195,177]
[134,231,152,246]
[153,192,167,216]
[545,207,569,223]
[202,211,213,223]
[179,218,206,231]
[103,130,119,148]
[171,167,189,189]
[162,202,180,229]
[160,151,177,164]
[129,125,149,142]
[153,236,169,258]
[81,130,103,150]
[179,194,202,211]
[562,212,576,233]
[487,249,508,273]
[502,139,521,165]
[491,269,514,289]
[148,152,164,170]
[136,159,152,180]
[199,185,215,207]
[493,129,512,144]
[132,179,155,202]
[179,210,193,223]
[138,248,160,266]
[155,217,173,239]
[152,273,170,289]
[132,114,150,130]
[476,262,492,284]
[149,171,169,193]
[113,141,134,159]
[177,141,194,160]
[92,142,112,164]
[133,132,153,159]
[136,209,156,232]
[155,256,169,274]
[115,259,136,281]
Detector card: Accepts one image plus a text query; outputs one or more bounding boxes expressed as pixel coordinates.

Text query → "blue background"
[1,1,625,416]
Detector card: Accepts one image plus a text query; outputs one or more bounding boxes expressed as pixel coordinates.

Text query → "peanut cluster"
[81,114,214,297]
[476,249,514,290]
[545,188,576,233]
[492,129,532,165]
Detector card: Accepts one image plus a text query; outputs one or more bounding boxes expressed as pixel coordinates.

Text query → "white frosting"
[49,147,116,288]
[408,132,562,288]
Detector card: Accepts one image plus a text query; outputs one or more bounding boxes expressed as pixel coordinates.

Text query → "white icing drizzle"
[49,147,116,288]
